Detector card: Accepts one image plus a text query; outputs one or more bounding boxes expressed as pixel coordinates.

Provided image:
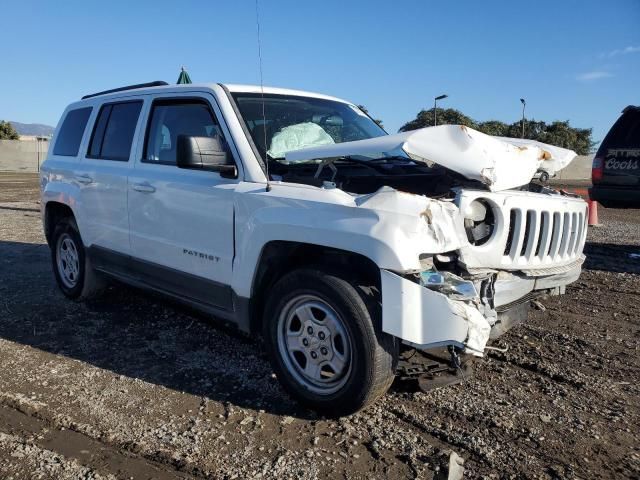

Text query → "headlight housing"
[463,198,495,246]
[419,270,478,300]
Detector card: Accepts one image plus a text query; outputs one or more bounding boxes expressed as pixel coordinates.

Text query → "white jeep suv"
[41,81,587,415]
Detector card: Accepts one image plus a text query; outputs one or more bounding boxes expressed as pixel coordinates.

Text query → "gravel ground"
[0,172,639,479]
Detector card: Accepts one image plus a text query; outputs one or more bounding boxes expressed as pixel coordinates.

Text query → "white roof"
[222,84,353,104]
[73,82,354,107]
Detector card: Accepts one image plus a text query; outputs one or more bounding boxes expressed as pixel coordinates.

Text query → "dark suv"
[590,106,640,208]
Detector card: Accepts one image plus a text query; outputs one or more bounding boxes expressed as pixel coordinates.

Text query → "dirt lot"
[0,172,639,479]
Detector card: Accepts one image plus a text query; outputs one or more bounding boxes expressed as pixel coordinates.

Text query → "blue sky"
[1,0,638,144]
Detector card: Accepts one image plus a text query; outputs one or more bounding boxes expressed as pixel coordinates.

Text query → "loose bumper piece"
[380,270,493,356]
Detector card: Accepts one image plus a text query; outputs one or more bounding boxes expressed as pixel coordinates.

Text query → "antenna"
[255,0,270,192]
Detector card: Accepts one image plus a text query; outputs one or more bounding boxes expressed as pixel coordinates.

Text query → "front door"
[127,94,237,310]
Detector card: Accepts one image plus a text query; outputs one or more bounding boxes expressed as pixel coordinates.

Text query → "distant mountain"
[9,121,55,137]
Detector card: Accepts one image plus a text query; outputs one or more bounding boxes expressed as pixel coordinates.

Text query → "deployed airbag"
[267,122,335,158]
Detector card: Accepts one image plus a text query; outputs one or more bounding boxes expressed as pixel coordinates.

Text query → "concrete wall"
[553,155,593,182]
[0,139,49,172]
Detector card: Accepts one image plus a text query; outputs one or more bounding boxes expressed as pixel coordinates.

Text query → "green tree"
[357,105,384,129]
[539,121,595,155]
[399,108,477,132]
[0,120,19,140]
[477,120,509,136]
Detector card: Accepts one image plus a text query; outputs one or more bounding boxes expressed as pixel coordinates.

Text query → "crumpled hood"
[284,125,577,191]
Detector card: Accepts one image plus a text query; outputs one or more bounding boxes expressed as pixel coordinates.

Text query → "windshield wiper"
[316,155,422,180]
[366,155,416,164]
[273,154,417,182]
[312,155,400,180]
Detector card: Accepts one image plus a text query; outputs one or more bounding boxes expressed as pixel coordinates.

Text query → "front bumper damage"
[381,270,493,356]
[380,258,584,356]
[328,129,588,358]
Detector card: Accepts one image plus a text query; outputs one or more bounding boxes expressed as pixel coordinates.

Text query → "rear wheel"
[264,268,397,416]
[51,218,105,299]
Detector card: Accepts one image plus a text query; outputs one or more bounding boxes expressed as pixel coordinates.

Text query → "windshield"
[231,92,387,162]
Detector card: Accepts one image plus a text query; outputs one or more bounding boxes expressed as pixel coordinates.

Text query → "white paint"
[380,270,493,356]
[127,91,237,285]
[231,184,465,297]
[456,189,588,272]
[41,82,587,358]
[224,83,353,104]
[44,100,136,255]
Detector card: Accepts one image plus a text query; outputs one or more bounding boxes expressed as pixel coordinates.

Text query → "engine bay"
[268,157,485,196]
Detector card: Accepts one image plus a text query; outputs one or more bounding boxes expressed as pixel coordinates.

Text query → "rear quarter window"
[53,107,93,156]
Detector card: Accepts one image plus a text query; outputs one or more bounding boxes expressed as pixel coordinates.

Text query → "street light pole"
[434,98,437,126]
[434,94,448,126]
[520,98,526,138]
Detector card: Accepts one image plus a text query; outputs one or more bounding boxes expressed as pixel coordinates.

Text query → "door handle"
[75,174,93,184]
[131,182,156,193]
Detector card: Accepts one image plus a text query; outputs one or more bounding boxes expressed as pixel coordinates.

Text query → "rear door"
[598,107,640,186]
[127,92,239,310]
[75,99,144,255]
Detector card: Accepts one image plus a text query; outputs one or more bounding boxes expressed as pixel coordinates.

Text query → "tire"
[51,217,105,300]
[264,268,398,416]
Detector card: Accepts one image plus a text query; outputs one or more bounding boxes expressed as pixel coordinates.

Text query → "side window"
[53,107,92,156]
[88,101,143,161]
[143,99,225,165]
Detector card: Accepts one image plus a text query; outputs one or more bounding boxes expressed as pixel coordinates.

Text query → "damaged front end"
[279,124,587,361]
[354,186,500,358]
[375,186,587,360]
[355,185,587,365]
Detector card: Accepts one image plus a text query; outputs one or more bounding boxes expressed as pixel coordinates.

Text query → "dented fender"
[354,186,468,253]
[232,182,468,298]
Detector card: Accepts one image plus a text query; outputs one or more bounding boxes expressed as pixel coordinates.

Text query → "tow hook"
[448,345,462,370]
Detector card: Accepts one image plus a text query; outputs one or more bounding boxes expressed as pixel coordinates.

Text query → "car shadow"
[583,241,640,275]
[0,240,320,420]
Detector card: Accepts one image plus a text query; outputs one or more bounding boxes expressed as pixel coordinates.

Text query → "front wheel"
[264,268,397,416]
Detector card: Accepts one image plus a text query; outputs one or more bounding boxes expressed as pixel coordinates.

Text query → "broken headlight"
[420,270,478,301]
[463,199,495,246]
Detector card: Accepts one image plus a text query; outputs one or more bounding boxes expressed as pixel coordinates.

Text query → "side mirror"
[176,135,237,178]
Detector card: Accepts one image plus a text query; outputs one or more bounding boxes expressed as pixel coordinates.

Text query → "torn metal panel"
[380,270,494,357]
[495,136,577,176]
[355,186,467,253]
[285,125,577,191]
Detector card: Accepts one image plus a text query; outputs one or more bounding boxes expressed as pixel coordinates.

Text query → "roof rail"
[81,81,169,100]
